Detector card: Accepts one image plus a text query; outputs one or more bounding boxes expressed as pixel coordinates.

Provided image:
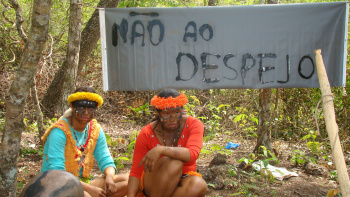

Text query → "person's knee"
[163,158,183,177]
[186,177,207,196]
[117,177,128,189]
[113,173,129,182]
[169,159,183,171]
[121,173,129,182]
[84,191,92,197]
[90,177,105,188]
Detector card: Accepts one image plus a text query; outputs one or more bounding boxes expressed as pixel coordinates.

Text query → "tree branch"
[8,0,28,42]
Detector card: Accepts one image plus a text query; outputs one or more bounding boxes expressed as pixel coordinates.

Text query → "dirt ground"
[17,121,343,197]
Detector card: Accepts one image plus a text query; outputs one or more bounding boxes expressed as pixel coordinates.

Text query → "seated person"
[127,89,207,197]
[40,86,128,197]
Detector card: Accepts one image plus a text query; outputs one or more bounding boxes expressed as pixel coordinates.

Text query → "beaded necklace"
[72,127,88,151]
[162,124,181,147]
[71,116,91,152]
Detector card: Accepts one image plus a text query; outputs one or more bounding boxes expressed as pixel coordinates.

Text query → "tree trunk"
[77,0,120,74]
[41,0,83,117]
[254,89,272,152]
[0,0,52,196]
[267,0,279,4]
[33,78,45,139]
[208,0,217,6]
[41,0,119,118]
[60,0,83,111]
[272,88,279,138]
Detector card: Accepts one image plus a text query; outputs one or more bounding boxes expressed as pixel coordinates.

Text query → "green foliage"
[23,118,38,133]
[127,103,152,123]
[228,166,238,176]
[201,142,232,157]
[301,130,317,141]
[80,175,93,184]
[232,107,258,139]
[290,150,307,165]
[183,94,201,117]
[22,116,57,136]
[127,140,136,154]
[128,130,139,145]
[260,146,278,165]
[16,179,25,190]
[128,103,151,117]
[329,170,338,181]
[0,117,5,132]
[260,168,274,182]
[289,131,323,166]
[203,132,216,142]
[237,153,255,165]
[290,149,318,166]
[307,141,321,155]
[233,114,248,123]
[105,133,137,170]
[44,117,58,128]
[200,148,210,155]
[20,147,37,156]
[17,165,30,194]
[301,130,323,156]
[114,156,130,170]
[233,107,258,125]
[210,143,232,154]
[271,190,277,196]
[20,146,43,157]
[231,183,260,196]
[238,146,279,166]
[198,102,230,134]
[207,183,216,188]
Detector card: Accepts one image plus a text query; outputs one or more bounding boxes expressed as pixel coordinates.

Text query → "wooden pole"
[314,49,350,197]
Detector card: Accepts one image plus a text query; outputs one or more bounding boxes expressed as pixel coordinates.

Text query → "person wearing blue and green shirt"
[41,86,128,197]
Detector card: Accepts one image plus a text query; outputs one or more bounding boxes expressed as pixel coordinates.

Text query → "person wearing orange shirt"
[128,89,207,197]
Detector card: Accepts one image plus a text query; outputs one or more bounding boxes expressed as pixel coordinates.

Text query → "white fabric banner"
[99,2,348,91]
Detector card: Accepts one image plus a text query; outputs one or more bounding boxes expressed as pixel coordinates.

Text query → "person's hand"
[139,146,162,172]
[105,174,118,195]
[87,185,106,197]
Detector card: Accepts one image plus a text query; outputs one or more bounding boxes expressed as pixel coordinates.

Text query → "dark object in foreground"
[209,153,227,167]
[19,170,84,197]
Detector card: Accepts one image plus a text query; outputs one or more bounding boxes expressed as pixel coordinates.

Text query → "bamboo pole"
[314,49,350,197]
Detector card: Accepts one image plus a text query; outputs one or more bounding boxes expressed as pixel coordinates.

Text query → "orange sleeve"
[129,124,152,179]
[183,117,204,168]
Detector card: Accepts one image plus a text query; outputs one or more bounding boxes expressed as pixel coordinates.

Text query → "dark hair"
[157,88,180,99]
[75,86,96,93]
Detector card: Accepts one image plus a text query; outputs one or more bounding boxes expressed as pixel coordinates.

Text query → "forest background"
[0,0,350,196]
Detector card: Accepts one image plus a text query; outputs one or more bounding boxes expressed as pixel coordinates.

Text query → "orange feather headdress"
[150,92,188,110]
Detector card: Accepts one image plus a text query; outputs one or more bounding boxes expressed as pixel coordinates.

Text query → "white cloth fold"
[252,160,298,181]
